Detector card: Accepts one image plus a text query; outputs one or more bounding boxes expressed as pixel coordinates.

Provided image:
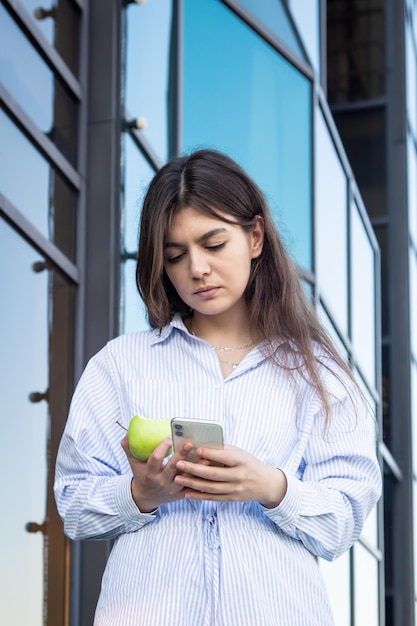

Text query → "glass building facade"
[0,1,414,624]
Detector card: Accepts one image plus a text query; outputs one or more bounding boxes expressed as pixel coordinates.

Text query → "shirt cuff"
[114,474,159,525]
[262,473,302,530]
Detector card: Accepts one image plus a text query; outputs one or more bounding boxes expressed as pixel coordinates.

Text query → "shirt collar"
[149,314,189,346]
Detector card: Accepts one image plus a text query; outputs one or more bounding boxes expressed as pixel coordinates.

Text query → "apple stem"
[116,420,128,431]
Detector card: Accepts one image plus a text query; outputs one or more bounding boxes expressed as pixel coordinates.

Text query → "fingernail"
[176,461,185,470]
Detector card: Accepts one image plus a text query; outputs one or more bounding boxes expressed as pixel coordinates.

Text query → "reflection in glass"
[351,201,376,386]
[331,107,386,220]
[0,110,76,261]
[315,109,348,335]
[0,4,78,165]
[327,1,385,104]
[14,0,80,75]
[0,219,48,626]
[319,551,350,626]
[122,259,149,334]
[354,542,379,626]
[125,0,173,163]
[184,0,312,270]
[237,0,306,62]
[288,0,320,73]
[123,136,156,253]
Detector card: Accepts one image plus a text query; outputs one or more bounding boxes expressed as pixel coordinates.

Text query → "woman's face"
[163,206,264,318]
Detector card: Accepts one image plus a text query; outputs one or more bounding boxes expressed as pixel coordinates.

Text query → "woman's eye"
[206,243,225,251]
[166,253,185,264]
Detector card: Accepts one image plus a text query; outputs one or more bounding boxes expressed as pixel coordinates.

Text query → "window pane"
[315,108,348,335]
[184,0,312,270]
[14,0,80,75]
[288,0,320,73]
[125,0,173,163]
[122,259,149,334]
[0,4,78,165]
[319,551,351,626]
[123,136,155,253]
[354,543,379,626]
[237,0,307,62]
[0,110,76,261]
[317,302,349,361]
[327,0,385,104]
[0,220,48,626]
[332,107,386,220]
[351,200,376,386]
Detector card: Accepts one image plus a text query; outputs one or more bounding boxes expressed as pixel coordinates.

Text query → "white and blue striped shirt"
[54,315,382,626]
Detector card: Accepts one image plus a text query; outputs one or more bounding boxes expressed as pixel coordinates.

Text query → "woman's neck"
[188,310,253,349]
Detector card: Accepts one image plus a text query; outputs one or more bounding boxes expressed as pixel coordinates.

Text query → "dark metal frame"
[385,1,415,624]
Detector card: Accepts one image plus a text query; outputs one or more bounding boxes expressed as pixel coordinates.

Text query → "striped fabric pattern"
[54,316,382,626]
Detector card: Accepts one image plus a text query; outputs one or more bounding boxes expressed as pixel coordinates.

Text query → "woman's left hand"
[174,445,287,509]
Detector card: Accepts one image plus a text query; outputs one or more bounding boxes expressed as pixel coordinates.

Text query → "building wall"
[327,0,417,623]
[0,1,398,624]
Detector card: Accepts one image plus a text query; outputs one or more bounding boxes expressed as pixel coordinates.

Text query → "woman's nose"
[189,251,210,278]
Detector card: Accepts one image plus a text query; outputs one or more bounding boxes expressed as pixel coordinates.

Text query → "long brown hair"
[136,149,358,419]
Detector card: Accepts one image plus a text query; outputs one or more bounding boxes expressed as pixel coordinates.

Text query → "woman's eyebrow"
[164,228,228,249]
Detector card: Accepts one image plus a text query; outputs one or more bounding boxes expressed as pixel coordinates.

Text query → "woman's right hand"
[121,435,196,513]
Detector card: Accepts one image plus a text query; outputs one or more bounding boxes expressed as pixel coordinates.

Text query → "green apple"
[127,415,171,461]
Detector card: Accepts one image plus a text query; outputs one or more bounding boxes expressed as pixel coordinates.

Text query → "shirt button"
[214,382,223,389]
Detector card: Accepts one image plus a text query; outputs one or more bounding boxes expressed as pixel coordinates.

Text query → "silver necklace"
[189,324,255,352]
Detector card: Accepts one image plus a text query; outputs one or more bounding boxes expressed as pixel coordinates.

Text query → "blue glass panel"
[0,4,78,164]
[125,0,173,163]
[11,0,80,75]
[122,259,150,334]
[315,109,348,336]
[123,136,156,252]
[184,0,312,270]
[0,220,48,626]
[237,0,306,61]
[0,110,76,260]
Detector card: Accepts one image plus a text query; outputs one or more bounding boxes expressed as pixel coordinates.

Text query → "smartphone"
[171,417,224,464]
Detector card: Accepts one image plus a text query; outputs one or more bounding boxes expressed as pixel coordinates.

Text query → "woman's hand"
[174,445,288,509]
[121,435,206,513]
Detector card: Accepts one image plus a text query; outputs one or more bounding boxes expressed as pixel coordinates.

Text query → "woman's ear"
[250,216,265,259]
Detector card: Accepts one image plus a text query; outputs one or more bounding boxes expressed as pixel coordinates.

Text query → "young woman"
[54,149,382,625]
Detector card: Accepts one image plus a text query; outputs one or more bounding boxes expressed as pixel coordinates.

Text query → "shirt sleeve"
[54,345,158,541]
[263,369,382,562]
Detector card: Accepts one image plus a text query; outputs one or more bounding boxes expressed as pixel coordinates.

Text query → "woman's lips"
[194,286,219,299]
